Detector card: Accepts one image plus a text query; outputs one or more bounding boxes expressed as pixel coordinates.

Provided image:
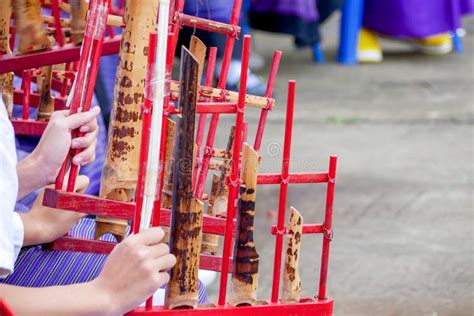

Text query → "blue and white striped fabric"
[1,218,208,305]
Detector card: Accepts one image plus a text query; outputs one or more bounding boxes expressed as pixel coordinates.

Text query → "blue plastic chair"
[337,0,364,65]
[337,0,464,64]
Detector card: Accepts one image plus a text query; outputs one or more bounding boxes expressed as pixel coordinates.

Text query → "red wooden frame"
[3,1,338,315]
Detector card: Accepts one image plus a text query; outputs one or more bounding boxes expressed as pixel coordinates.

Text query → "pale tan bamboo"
[96,0,158,241]
[230,143,259,306]
[282,207,304,303]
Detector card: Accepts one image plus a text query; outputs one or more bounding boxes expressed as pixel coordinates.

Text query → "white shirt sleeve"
[0,99,24,278]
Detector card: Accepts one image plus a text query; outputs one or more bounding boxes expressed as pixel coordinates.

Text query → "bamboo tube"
[96,0,158,241]
[212,126,235,218]
[69,0,87,45]
[201,173,220,254]
[13,0,52,53]
[189,35,206,83]
[162,118,176,210]
[0,0,13,117]
[230,143,259,306]
[166,46,202,310]
[282,207,303,303]
[36,65,55,121]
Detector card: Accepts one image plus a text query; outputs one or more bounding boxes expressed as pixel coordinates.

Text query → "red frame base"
[127,298,333,316]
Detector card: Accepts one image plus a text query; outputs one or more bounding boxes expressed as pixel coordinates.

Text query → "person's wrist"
[90,277,118,316]
[30,148,55,185]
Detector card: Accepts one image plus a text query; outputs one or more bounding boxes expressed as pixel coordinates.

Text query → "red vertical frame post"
[132,32,157,235]
[66,0,110,191]
[150,33,175,229]
[218,35,251,306]
[270,80,296,303]
[318,155,337,300]
[51,0,65,47]
[253,51,281,152]
[195,0,242,198]
[193,46,217,190]
[21,70,32,120]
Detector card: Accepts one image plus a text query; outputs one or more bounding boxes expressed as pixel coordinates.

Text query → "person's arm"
[0,227,176,316]
[19,175,89,246]
[16,107,100,200]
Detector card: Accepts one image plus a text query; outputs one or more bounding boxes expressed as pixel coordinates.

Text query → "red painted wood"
[48,237,233,272]
[48,236,116,254]
[127,298,333,315]
[42,188,135,220]
[271,224,324,235]
[0,37,120,74]
[11,119,47,136]
[257,172,329,185]
[42,189,233,235]
[13,89,67,109]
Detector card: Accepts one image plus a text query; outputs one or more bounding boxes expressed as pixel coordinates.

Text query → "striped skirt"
[0,217,209,304]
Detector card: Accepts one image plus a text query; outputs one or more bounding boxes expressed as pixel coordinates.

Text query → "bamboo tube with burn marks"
[96,0,158,241]
[230,143,259,306]
[282,207,303,303]
[166,46,202,310]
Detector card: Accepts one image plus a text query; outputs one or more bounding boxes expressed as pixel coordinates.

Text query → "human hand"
[32,107,100,185]
[19,175,89,246]
[93,227,176,314]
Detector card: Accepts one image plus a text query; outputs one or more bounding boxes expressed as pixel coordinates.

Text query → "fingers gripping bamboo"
[282,207,303,303]
[0,0,13,117]
[96,0,159,241]
[230,143,259,306]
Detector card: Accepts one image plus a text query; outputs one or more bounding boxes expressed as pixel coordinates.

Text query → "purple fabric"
[251,0,319,23]
[184,0,234,23]
[364,0,474,39]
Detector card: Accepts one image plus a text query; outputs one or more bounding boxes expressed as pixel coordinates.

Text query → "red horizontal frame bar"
[13,89,67,109]
[47,237,233,272]
[0,36,121,73]
[177,13,241,37]
[257,172,329,185]
[127,298,333,315]
[11,119,47,135]
[271,224,323,235]
[43,189,233,235]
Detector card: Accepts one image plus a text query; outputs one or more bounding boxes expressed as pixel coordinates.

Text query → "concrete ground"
[206,15,474,315]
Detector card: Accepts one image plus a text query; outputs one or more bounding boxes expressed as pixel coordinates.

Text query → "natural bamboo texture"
[230,143,260,306]
[201,173,220,254]
[97,0,158,241]
[166,47,202,310]
[162,118,176,210]
[69,0,88,45]
[36,65,55,121]
[189,36,206,83]
[212,126,235,218]
[0,0,13,117]
[282,207,304,304]
[13,0,52,53]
